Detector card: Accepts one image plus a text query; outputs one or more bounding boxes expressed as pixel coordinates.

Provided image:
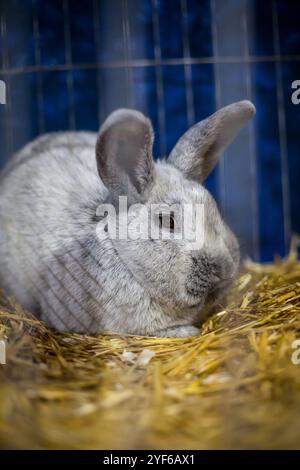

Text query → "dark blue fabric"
[132,66,160,157]
[162,65,188,155]
[72,69,99,130]
[36,0,66,66]
[282,61,300,239]
[69,1,97,64]
[127,0,155,60]
[248,0,274,56]
[42,71,70,132]
[251,62,286,261]
[277,0,300,56]
[187,0,213,58]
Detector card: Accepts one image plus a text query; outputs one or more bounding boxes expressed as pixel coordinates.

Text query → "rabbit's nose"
[210,273,222,285]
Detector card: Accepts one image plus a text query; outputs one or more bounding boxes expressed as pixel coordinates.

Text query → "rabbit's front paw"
[154,325,200,338]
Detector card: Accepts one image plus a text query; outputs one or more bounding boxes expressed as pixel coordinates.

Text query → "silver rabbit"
[0,101,255,337]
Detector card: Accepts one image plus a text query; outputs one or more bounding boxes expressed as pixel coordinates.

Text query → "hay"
[1,240,300,449]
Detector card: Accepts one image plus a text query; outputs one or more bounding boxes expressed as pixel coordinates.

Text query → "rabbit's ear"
[168,100,255,182]
[96,109,155,202]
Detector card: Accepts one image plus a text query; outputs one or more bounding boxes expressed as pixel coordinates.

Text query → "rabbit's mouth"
[184,290,206,309]
[186,299,202,308]
[185,277,234,309]
[205,278,234,305]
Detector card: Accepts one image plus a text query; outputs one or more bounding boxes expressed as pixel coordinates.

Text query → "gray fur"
[0,102,255,337]
[169,100,256,181]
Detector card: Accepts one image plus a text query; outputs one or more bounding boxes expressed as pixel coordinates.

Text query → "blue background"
[0,0,299,262]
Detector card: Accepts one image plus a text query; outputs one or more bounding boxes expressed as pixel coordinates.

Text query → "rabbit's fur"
[0,101,255,337]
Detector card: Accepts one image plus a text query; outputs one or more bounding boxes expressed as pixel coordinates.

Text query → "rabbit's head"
[96,101,255,315]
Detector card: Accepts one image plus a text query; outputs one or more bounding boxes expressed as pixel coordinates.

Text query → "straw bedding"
[1,241,300,449]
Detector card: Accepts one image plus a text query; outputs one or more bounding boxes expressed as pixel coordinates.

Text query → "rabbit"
[0,100,255,337]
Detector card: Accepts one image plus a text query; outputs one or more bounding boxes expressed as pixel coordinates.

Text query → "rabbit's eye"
[158,211,175,233]
[169,212,175,232]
